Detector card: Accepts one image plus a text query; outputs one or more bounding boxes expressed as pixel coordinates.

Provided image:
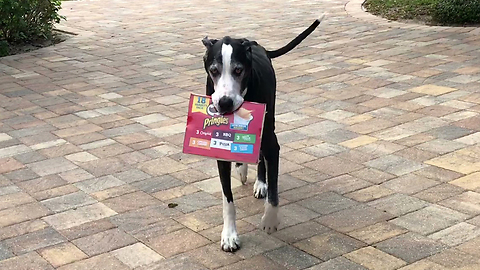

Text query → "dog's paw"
[260,204,279,234]
[221,231,240,252]
[253,179,267,199]
[235,163,248,185]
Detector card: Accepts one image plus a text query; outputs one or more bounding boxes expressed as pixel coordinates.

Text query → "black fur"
[202,18,321,237]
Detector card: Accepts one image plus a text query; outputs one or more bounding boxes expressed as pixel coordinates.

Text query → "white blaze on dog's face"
[206,42,247,114]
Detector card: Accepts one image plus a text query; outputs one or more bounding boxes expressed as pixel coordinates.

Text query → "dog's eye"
[210,67,219,76]
[234,67,243,75]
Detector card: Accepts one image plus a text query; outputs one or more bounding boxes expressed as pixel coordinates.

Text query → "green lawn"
[364,0,480,26]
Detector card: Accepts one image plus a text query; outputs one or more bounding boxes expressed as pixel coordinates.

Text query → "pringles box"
[183,93,266,164]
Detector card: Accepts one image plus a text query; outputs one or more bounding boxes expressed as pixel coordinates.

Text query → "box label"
[189,137,210,150]
[234,133,256,143]
[231,143,254,154]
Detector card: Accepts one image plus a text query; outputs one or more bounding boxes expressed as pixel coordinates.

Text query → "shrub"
[432,0,480,25]
[0,0,64,56]
[0,40,8,56]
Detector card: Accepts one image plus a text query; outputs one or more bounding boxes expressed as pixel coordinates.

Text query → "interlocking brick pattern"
[1,0,480,268]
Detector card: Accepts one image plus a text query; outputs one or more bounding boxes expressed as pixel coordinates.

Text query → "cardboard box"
[183,94,266,164]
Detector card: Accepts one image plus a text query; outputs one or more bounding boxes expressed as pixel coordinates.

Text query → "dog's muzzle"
[218,96,234,113]
[214,94,244,114]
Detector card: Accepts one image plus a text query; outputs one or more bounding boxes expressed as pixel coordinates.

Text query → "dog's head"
[202,36,254,114]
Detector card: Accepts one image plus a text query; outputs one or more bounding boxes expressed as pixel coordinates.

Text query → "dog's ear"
[202,36,218,49]
[242,39,255,60]
[241,39,257,46]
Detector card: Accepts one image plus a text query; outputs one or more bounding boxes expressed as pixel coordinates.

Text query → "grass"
[364,0,480,26]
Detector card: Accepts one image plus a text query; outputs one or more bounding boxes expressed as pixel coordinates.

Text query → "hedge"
[433,0,480,25]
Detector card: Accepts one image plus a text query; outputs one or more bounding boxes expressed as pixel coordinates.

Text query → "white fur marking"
[318,13,326,23]
[222,44,233,74]
[221,196,240,251]
[211,43,244,112]
[241,87,248,97]
[236,164,248,185]
[260,202,279,234]
[253,179,267,198]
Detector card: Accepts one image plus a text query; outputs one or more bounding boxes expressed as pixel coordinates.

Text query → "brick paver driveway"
[1,0,480,269]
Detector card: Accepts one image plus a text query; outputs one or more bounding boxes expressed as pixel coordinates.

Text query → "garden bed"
[363,0,480,26]
[3,30,72,56]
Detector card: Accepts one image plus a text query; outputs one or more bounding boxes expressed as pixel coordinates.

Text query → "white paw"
[221,230,240,252]
[260,203,279,234]
[253,179,267,199]
[235,163,248,185]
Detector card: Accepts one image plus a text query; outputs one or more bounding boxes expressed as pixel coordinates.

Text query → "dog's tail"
[267,14,325,59]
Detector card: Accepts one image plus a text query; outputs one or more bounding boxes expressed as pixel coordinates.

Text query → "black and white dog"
[202,15,324,252]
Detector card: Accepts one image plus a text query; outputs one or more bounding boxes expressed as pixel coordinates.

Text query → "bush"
[432,0,480,25]
[0,0,64,56]
[0,40,8,56]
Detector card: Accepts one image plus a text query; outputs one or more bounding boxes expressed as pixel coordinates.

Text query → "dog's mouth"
[207,104,221,116]
[215,102,243,115]
[215,106,232,115]
[208,103,232,115]
[212,95,244,115]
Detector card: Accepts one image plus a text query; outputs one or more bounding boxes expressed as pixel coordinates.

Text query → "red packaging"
[183,93,266,164]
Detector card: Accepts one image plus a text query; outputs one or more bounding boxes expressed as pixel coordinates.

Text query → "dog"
[202,15,325,252]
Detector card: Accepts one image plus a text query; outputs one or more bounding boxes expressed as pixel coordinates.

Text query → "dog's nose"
[218,96,234,113]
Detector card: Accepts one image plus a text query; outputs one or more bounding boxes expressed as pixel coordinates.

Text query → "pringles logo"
[192,96,229,129]
[203,116,229,129]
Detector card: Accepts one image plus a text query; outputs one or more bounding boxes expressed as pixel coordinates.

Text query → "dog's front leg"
[260,131,280,233]
[253,152,268,198]
[235,163,248,185]
[218,160,240,252]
